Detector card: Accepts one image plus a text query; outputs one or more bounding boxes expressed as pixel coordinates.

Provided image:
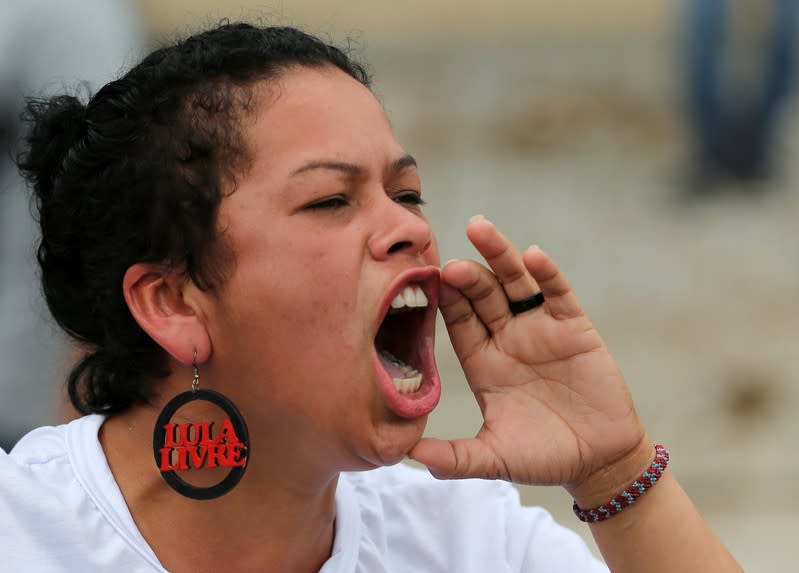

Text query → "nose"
[367,196,433,261]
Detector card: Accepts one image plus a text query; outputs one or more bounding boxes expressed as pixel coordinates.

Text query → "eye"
[304,195,349,210]
[394,191,426,206]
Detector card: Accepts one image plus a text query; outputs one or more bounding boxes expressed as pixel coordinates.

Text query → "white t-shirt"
[0,415,608,572]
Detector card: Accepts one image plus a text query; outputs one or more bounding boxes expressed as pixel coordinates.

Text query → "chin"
[368,414,429,467]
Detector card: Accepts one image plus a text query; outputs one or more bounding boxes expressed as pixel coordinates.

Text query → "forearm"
[570,445,742,572]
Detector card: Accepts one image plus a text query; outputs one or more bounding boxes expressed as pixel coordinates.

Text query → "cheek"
[218,227,370,364]
[253,256,363,359]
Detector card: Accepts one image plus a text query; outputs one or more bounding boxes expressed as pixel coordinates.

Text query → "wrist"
[566,436,655,510]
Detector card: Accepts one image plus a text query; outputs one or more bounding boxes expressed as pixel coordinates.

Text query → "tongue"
[377,351,409,379]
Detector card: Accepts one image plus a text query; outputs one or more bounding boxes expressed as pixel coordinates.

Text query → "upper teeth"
[390,285,428,310]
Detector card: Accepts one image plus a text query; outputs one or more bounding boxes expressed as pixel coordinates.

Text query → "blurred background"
[2,1,798,570]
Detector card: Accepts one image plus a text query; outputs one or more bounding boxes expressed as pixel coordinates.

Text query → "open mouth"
[373,267,441,418]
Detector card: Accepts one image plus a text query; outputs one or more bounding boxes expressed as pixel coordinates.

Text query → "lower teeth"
[380,350,422,393]
[394,372,422,394]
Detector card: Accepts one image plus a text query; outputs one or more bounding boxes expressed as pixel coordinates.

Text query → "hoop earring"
[152,352,250,500]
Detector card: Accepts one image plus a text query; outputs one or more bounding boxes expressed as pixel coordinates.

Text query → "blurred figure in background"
[684,0,797,189]
[0,0,145,451]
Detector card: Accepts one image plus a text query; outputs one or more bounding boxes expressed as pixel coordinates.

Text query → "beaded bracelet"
[572,443,669,523]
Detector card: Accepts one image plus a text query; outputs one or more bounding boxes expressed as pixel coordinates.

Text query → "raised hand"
[409,216,650,500]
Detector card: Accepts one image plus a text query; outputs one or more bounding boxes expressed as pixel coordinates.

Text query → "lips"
[372,266,441,418]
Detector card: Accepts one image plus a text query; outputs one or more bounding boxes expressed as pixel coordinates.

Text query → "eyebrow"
[289,154,417,178]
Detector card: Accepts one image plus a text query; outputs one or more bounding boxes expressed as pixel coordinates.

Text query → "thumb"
[407,437,498,480]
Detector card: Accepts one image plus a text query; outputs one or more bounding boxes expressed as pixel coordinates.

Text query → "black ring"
[153,389,250,500]
[508,292,545,315]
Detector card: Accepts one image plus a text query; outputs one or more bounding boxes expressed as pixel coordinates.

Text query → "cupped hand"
[408,217,650,501]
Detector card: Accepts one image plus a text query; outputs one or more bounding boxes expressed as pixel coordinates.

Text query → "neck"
[100,405,338,573]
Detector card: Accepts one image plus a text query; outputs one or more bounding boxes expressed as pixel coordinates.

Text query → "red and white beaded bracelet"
[572,444,670,523]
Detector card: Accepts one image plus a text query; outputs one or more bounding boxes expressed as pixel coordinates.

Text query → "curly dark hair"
[17,23,371,415]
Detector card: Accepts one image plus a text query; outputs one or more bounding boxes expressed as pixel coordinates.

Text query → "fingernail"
[444,259,459,266]
[469,214,486,223]
[528,244,540,251]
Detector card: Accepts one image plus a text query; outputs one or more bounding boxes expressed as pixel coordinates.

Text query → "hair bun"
[17,95,99,346]
[18,95,87,201]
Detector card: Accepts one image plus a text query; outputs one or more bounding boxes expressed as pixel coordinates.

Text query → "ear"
[122,263,211,365]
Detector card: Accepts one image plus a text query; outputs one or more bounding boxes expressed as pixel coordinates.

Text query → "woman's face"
[198,66,441,473]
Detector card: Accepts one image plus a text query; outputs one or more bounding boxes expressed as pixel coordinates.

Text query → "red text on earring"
[158,419,247,472]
